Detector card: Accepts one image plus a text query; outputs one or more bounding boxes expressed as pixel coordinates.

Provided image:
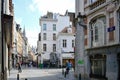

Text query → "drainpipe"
[1,0,4,79]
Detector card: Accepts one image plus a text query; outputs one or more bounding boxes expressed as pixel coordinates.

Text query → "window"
[43,44,47,51]
[91,25,93,46]
[39,33,41,41]
[53,44,56,52]
[72,40,75,47]
[53,24,56,31]
[63,40,67,48]
[90,54,106,79]
[90,18,105,47]
[94,26,98,42]
[43,33,47,40]
[43,24,47,31]
[53,33,56,40]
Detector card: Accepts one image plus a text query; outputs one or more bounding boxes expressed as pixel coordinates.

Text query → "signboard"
[78,59,84,64]
[108,26,115,32]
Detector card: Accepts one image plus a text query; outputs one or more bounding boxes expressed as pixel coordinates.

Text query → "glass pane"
[53,24,56,31]
[43,24,46,30]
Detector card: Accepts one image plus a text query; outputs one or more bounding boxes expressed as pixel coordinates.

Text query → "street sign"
[78,59,84,64]
[108,26,115,32]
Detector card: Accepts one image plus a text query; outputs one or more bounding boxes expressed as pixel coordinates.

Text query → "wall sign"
[78,59,84,64]
[108,26,115,32]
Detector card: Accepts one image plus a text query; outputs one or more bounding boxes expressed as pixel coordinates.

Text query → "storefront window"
[90,54,106,78]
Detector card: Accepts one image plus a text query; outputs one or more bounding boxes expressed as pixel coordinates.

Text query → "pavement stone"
[8,68,76,80]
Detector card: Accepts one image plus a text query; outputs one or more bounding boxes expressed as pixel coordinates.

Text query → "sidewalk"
[60,70,76,80]
[8,68,76,80]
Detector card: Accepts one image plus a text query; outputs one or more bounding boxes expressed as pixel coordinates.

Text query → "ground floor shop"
[62,59,75,67]
[84,45,120,80]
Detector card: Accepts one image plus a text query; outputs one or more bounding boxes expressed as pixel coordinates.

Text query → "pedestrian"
[64,60,72,77]
[17,62,22,73]
[29,61,32,67]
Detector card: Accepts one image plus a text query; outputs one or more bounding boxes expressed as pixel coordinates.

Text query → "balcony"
[89,0,106,10]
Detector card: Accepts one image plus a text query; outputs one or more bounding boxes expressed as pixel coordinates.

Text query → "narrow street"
[8,68,75,80]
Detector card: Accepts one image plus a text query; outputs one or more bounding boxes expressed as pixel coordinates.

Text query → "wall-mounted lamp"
[77,12,87,29]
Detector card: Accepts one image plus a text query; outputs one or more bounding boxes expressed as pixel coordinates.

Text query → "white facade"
[38,12,70,64]
[57,27,75,66]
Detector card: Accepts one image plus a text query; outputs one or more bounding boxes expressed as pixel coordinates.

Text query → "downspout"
[1,0,4,78]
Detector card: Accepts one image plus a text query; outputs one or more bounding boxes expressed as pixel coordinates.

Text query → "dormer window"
[67,28,72,33]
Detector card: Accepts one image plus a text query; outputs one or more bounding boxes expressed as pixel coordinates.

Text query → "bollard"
[79,73,81,80]
[64,71,67,78]
[62,68,64,75]
[17,74,19,80]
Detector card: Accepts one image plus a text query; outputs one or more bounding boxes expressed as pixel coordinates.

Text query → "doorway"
[117,53,120,80]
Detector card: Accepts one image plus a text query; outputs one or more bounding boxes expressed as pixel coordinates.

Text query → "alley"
[8,68,75,80]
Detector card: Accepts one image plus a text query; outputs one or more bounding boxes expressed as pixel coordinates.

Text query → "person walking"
[17,62,22,73]
[64,60,72,77]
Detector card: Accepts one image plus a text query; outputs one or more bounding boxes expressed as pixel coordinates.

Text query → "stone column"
[75,23,85,80]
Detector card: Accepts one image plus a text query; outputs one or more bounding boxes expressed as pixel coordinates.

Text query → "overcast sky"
[13,0,75,47]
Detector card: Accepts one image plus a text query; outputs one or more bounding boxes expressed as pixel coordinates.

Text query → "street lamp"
[77,12,86,28]
[75,12,87,80]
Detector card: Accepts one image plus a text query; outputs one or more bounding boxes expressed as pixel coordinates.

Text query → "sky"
[13,0,75,47]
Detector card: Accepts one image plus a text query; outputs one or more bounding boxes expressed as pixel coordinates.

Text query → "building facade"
[57,26,75,67]
[75,0,120,80]
[1,0,14,80]
[38,12,70,67]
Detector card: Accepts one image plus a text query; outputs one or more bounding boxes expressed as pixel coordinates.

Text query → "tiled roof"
[60,26,76,33]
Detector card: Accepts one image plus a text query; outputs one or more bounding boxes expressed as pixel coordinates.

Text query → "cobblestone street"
[8,68,75,80]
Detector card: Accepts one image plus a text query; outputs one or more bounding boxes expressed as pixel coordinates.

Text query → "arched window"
[90,17,105,47]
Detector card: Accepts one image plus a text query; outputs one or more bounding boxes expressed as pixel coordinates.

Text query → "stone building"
[16,24,23,63]
[57,26,75,67]
[0,0,14,79]
[75,0,120,80]
[37,12,70,66]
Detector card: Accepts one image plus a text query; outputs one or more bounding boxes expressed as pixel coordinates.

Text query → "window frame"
[43,44,47,51]
[94,25,98,42]
[53,24,56,31]
[63,39,67,48]
[53,44,56,52]
[53,33,56,40]
[43,24,47,31]
[72,40,75,48]
[43,33,47,40]
[89,54,106,79]
[90,19,105,47]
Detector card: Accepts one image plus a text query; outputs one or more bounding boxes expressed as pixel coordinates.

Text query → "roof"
[60,26,76,33]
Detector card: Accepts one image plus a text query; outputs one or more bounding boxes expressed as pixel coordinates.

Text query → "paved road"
[8,68,75,80]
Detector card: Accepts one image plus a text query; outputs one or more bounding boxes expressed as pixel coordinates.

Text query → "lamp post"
[75,12,86,80]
